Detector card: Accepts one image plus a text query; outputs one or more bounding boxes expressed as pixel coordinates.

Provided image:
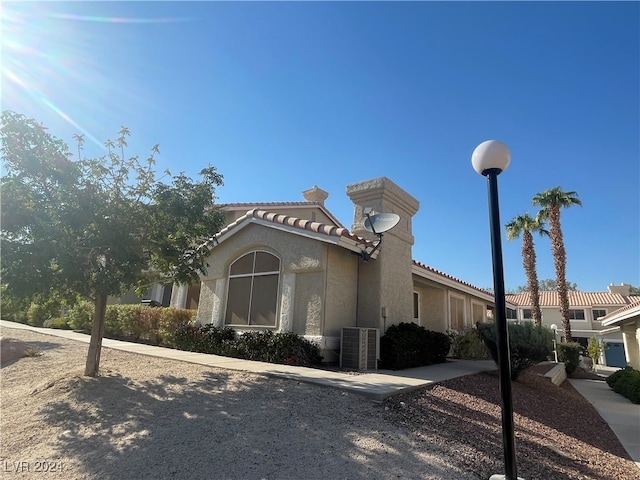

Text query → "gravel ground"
[1,326,637,480]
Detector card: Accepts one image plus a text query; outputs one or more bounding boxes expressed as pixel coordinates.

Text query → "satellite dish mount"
[359,209,400,261]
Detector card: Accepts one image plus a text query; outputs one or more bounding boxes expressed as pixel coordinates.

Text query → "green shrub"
[139,306,163,343]
[477,322,553,380]
[173,324,203,351]
[27,298,62,327]
[116,305,145,340]
[449,327,491,359]
[606,367,640,404]
[68,300,95,331]
[557,341,582,374]
[159,308,196,346]
[104,305,123,336]
[379,322,451,370]
[268,331,324,366]
[172,325,323,366]
[174,323,235,353]
[43,317,71,329]
[0,286,29,323]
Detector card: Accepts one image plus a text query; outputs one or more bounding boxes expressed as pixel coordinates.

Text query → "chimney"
[607,283,630,296]
[302,185,328,206]
[346,177,419,331]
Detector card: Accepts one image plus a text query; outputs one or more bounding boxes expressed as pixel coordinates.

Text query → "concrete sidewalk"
[569,378,640,466]
[2,319,638,467]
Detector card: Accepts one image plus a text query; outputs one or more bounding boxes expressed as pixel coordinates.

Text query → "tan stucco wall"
[197,223,358,343]
[416,285,447,332]
[324,247,358,336]
[291,271,324,336]
[538,307,594,334]
[412,275,494,334]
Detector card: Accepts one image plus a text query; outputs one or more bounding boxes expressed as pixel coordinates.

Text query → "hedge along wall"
[98,305,196,347]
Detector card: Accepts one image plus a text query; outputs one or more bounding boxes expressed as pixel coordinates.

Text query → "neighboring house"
[600,302,640,370]
[178,177,504,362]
[505,285,640,368]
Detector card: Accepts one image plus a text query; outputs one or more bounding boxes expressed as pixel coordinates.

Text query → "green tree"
[1,111,225,376]
[586,336,606,371]
[514,279,578,293]
[532,187,582,342]
[505,212,548,326]
[624,284,640,295]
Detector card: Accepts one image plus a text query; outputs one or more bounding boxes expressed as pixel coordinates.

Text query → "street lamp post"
[550,324,558,362]
[472,140,522,480]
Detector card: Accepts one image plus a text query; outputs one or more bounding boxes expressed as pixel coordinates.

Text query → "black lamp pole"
[484,167,518,480]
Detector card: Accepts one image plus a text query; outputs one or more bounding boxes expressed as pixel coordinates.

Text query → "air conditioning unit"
[340,327,379,371]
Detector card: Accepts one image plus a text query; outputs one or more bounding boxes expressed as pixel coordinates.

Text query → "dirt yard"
[1,326,637,479]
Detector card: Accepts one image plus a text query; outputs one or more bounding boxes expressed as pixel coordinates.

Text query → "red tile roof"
[505,291,639,307]
[218,201,345,228]
[213,208,375,249]
[412,261,494,297]
[220,201,318,208]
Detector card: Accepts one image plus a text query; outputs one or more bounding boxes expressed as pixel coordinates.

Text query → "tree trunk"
[84,293,108,376]
[522,231,542,326]
[548,206,572,342]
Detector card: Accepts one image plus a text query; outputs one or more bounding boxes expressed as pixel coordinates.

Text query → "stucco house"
[600,302,640,370]
[171,177,504,363]
[505,285,640,368]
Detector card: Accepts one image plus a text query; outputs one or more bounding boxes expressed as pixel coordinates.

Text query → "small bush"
[477,322,553,380]
[606,367,640,404]
[557,342,582,374]
[27,298,61,327]
[172,325,323,366]
[0,286,29,323]
[43,317,71,329]
[379,322,451,370]
[159,308,196,346]
[112,305,145,340]
[68,301,94,331]
[448,328,491,359]
[174,323,235,353]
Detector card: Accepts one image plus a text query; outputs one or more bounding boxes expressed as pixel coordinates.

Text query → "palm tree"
[505,212,548,326]
[532,187,582,341]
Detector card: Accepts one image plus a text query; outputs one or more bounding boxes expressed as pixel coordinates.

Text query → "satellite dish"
[364,213,400,235]
[357,212,400,261]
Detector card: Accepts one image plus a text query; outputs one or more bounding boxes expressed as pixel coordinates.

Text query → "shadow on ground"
[35,368,470,479]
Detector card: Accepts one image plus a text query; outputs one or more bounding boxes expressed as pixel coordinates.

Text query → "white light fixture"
[472,140,511,176]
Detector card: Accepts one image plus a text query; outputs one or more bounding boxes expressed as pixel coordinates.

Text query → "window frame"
[224,250,281,327]
[568,309,586,321]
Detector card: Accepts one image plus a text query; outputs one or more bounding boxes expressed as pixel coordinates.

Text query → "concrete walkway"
[569,377,640,466]
[2,320,638,466]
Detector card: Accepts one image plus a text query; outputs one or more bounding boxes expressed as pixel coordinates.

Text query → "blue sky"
[3,1,639,292]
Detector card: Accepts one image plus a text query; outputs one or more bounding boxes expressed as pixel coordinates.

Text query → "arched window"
[225,251,280,326]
